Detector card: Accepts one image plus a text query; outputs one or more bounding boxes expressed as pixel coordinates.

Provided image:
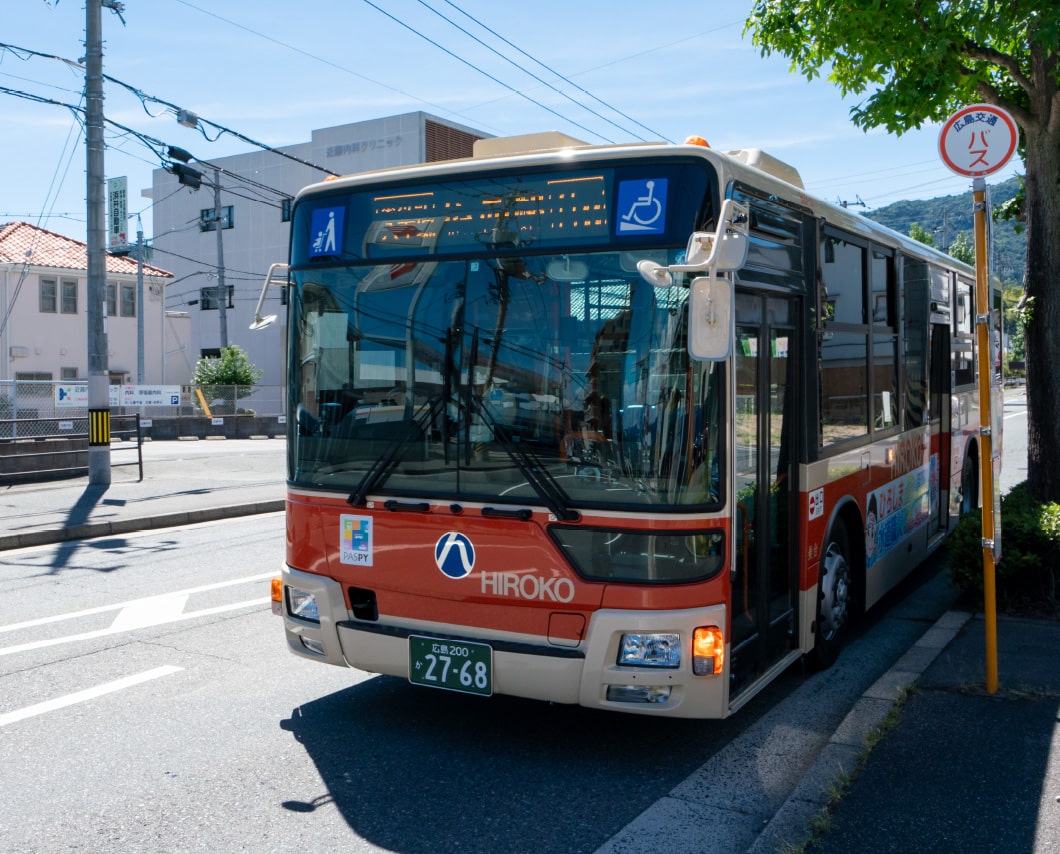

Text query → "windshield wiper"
[470,395,579,522]
[346,397,440,507]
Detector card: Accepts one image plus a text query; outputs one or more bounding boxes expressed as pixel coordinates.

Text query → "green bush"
[192,345,263,415]
[947,481,1060,616]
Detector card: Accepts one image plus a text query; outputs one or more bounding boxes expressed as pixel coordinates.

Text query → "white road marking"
[0,597,270,658]
[0,572,275,634]
[110,594,190,631]
[0,665,183,728]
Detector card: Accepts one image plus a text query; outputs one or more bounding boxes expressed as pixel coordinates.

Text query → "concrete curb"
[0,499,286,551]
[745,609,973,853]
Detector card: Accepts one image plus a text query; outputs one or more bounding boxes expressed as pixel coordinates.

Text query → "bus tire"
[811,523,852,670]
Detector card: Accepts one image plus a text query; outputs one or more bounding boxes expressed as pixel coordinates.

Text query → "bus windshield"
[288,251,723,512]
[287,159,721,512]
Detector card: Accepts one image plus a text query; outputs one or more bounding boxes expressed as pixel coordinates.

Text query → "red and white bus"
[270,132,991,718]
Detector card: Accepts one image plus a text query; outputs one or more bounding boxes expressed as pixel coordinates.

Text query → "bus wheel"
[812,524,852,669]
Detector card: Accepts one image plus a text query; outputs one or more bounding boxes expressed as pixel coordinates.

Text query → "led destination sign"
[293,160,712,264]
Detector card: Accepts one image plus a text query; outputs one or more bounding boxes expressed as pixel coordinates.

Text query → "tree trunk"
[1021,121,1060,502]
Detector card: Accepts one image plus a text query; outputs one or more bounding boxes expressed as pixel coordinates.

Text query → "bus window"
[954,277,976,387]
[820,234,869,446]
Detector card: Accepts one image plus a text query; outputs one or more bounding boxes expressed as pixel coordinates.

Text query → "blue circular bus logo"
[434,532,476,579]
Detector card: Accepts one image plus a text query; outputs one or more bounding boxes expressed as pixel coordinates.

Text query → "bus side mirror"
[636,199,750,288]
[684,224,749,273]
[250,262,290,331]
[688,275,732,361]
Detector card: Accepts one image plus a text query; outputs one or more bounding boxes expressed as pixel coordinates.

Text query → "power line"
[167,0,502,134]
[433,0,669,142]
[358,0,611,143]
[410,0,649,142]
[0,81,297,221]
[0,41,339,177]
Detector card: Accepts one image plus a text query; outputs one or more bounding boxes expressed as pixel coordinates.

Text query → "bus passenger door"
[929,323,951,533]
[729,294,798,700]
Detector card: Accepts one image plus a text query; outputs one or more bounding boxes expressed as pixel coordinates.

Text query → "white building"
[0,221,180,388]
[147,112,489,398]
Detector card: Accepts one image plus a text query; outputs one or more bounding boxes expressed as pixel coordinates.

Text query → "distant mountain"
[865,176,1025,283]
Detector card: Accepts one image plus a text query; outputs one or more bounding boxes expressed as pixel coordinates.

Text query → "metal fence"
[0,413,143,483]
[1,381,286,440]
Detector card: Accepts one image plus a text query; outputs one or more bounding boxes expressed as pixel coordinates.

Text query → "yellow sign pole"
[939,103,1016,696]
[972,176,999,695]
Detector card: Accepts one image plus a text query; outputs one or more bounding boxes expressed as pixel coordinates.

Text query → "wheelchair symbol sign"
[616,178,667,235]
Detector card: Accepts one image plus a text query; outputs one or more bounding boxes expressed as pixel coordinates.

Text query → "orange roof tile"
[0,221,172,278]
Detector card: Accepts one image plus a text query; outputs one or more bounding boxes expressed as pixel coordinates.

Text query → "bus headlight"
[692,626,724,675]
[286,587,320,623]
[618,632,681,668]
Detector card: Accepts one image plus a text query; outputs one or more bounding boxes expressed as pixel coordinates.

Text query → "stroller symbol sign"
[310,206,344,257]
[616,178,667,235]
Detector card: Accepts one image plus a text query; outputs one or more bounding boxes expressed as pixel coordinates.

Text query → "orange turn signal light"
[271,578,283,616]
[692,626,724,675]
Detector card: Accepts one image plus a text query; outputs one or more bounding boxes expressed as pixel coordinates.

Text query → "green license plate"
[408,635,493,697]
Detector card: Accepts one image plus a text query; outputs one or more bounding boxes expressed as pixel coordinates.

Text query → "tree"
[908,222,935,246]
[192,345,263,414]
[747,1,1060,500]
[948,232,976,265]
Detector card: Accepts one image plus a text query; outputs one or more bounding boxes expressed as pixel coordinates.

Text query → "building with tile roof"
[0,221,187,388]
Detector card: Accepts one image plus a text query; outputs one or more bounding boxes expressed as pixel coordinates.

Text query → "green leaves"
[192,345,263,389]
[746,0,1047,134]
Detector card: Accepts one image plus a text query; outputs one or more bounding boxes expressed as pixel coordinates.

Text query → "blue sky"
[2,0,1022,245]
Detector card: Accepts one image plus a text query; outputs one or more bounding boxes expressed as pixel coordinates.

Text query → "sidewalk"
[0,438,285,551]
[755,611,1060,853]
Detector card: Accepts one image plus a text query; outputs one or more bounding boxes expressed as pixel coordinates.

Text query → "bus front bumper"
[279,565,730,719]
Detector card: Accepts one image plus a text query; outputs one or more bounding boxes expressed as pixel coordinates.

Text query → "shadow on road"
[277,672,787,853]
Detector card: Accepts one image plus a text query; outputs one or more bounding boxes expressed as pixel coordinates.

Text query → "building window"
[14,371,52,396]
[200,206,234,232]
[120,282,136,317]
[281,198,293,222]
[40,277,57,313]
[61,366,79,381]
[106,281,117,316]
[61,278,78,314]
[200,284,234,310]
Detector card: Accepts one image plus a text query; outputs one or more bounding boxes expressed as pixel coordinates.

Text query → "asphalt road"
[0,391,1025,852]
[0,513,796,853]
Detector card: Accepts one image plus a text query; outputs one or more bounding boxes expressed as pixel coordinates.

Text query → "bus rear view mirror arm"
[637,199,750,288]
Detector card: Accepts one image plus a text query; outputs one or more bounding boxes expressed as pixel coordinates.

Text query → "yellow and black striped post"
[88,408,111,446]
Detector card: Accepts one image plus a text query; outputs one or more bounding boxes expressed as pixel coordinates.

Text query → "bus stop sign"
[938,104,1019,177]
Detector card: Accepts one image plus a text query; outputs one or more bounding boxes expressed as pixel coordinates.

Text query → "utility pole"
[213,168,228,349]
[135,217,144,383]
[85,0,111,485]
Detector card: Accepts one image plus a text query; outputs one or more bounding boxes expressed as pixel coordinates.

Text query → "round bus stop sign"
[938,104,1019,177]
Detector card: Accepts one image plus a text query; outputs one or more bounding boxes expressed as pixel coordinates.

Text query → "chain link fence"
[1,381,286,440]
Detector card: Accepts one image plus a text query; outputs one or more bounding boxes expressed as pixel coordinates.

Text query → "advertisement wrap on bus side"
[864,456,937,569]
